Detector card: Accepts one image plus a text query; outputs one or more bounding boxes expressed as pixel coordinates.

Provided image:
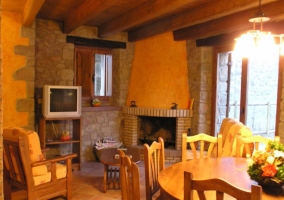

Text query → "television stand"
[38,117,82,171]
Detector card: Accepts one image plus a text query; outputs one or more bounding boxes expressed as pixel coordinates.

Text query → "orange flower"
[262,164,277,177]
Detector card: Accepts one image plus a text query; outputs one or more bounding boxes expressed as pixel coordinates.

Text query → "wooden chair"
[218,118,239,143]
[144,137,165,200]
[236,134,280,157]
[3,127,77,200]
[182,133,222,161]
[184,171,262,200]
[118,150,140,200]
[221,123,253,157]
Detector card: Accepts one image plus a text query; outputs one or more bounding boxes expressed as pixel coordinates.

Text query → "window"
[75,46,112,106]
[94,53,112,97]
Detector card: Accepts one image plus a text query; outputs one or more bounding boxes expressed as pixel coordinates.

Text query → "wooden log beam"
[128,0,276,42]
[66,36,126,49]
[98,0,209,38]
[63,0,119,34]
[174,1,284,41]
[195,20,284,47]
[22,0,46,26]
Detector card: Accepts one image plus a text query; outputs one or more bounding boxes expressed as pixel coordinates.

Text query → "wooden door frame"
[212,45,282,136]
[211,44,234,136]
[276,55,284,136]
[239,58,248,124]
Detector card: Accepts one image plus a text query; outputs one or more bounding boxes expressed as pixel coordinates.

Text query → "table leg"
[103,164,108,193]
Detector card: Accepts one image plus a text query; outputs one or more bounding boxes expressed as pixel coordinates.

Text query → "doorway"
[215,47,279,139]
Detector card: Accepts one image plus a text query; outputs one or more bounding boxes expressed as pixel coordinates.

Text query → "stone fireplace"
[123,106,192,161]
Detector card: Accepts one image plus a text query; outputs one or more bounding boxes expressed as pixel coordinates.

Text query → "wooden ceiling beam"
[128,0,276,42]
[22,0,46,26]
[98,0,209,38]
[195,20,284,47]
[63,0,119,34]
[173,1,284,41]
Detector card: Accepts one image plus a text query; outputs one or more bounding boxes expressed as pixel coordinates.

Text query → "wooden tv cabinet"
[39,117,82,171]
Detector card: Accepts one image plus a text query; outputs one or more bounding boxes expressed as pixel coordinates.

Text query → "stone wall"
[186,40,213,136]
[82,111,123,161]
[35,19,134,162]
[15,23,36,130]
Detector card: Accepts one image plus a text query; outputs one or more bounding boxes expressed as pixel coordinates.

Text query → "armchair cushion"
[56,163,67,179]
[33,172,51,186]
[4,127,47,176]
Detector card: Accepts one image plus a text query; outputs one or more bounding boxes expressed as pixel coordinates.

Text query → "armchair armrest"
[31,153,77,181]
[31,153,77,167]
[41,147,49,152]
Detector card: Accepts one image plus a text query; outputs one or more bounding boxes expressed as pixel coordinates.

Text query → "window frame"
[74,46,113,106]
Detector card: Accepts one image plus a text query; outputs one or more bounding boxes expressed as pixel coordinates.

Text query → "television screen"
[50,88,77,112]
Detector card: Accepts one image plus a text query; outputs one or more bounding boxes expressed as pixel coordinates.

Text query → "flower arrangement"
[247,141,284,186]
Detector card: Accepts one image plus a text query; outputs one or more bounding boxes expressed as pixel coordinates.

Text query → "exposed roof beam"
[128,0,276,42]
[98,0,210,38]
[174,1,284,41]
[22,0,46,26]
[195,20,284,47]
[63,0,119,34]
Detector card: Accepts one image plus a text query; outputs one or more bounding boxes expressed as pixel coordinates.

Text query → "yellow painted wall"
[2,11,29,127]
[126,32,190,109]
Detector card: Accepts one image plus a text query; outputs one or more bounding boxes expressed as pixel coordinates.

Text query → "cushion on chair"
[219,118,239,144]
[222,123,252,156]
[3,127,47,176]
[46,163,67,179]
[56,163,67,179]
[32,165,48,176]
[33,172,51,186]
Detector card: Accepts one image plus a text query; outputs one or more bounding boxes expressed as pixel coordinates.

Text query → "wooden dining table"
[158,157,284,200]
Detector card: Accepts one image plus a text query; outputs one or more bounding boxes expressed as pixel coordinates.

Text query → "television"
[42,85,82,118]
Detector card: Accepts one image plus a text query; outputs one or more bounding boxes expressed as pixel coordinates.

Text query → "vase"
[60,135,71,141]
[256,178,284,188]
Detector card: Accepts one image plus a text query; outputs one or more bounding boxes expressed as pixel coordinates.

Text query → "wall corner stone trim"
[13,67,35,81]
[16,98,34,112]
[14,45,35,57]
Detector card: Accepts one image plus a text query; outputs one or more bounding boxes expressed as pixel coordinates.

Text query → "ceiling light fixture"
[234,0,284,57]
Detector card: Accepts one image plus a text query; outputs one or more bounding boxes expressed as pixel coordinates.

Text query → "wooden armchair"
[118,150,140,200]
[184,171,262,200]
[182,133,222,161]
[3,127,77,200]
[144,137,165,200]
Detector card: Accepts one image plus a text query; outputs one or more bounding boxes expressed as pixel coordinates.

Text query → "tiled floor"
[70,161,150,200]
[12,160,167,200]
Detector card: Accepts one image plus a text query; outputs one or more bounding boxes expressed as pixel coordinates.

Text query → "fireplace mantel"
[123,106,192,118]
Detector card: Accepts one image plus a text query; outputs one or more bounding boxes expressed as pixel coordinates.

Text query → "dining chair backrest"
[118,150,140,200]
[236,135,280,157]
[143,137,165,200]
[182,133,222,161]
[184,171,262,200]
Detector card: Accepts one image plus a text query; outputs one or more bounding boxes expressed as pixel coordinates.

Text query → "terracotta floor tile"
[11,160,172,200]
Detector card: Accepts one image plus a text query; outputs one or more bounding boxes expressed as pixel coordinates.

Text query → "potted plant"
[60,131,71,141]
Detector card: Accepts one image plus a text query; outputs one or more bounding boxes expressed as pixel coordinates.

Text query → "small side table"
[98,147,141,192]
